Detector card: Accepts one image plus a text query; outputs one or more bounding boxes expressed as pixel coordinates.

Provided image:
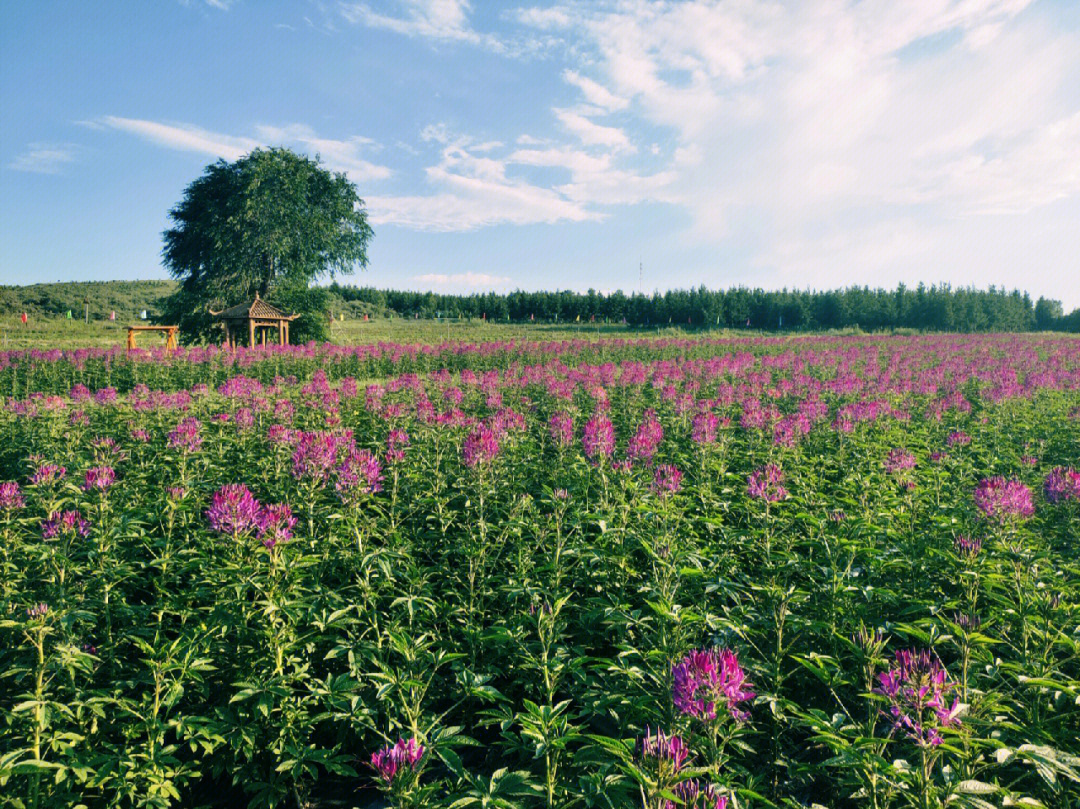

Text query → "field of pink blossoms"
[1,333,1079,809]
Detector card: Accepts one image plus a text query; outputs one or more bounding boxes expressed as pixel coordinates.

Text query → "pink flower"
[167,417,203,453]
[652,464,683,497]
[42,509,90,539]
[0,481,25,511]
[885,448,917,474]
[974,477,1035,523]
[639,727,689,773]
[672,647,754,722]
[31,463,66,486]
[206,484,262,537]
[83,466,116,492]
[583,414,615,460]
[670,781,729,809]
[370,737,424,784]
[463,425,500,467]
[1044,466,1080,504]
[691,412,720,445]
[548,412,574,447]
[874,648,961,748]
[747,464,788,502]
[336,449,384,497]
[257,503,296,549]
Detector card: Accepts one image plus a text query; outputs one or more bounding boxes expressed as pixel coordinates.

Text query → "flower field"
[1,333,1079,809]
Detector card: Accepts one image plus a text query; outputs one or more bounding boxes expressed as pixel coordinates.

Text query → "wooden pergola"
[127,325,180,352]
[210,294,299,349]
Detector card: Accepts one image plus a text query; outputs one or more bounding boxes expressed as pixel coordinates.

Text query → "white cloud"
[101,116,261,161]
[100,117,392,181]
[553,108,634,152]
[411,271,513,291]
[7,143,78,174]
[562,69,628,111]
[339,0,505,51]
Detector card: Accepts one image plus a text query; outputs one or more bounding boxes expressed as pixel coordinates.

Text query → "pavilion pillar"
[284,322,289,345]
[278,320,284,345]
[248,318,255,348]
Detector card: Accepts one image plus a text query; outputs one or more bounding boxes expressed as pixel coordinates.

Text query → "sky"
[2,0,1079,309]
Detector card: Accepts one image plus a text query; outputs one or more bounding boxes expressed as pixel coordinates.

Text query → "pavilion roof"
[213,294,297,321]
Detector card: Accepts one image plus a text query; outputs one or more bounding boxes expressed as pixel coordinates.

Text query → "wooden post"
[248,318,255,348]
[261,326,267,347]
[127,328,135,350]
[284,321,289,346]
[278,320,284,345]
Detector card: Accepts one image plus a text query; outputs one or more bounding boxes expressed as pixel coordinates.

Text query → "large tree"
[161,147,372,343]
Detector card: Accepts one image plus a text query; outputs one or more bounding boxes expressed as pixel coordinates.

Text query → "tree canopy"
[162,147,372,342]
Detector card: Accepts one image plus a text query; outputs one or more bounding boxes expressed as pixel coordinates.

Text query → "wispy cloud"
[99,117,392,180]
[101,117,260,161]
[411,272,513,291]
[339,0,503,50]
[7,143,78,174]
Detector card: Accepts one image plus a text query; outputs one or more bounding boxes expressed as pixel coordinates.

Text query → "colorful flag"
[21,312,28,324]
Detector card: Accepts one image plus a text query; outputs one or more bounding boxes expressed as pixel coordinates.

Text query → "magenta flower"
[83,466,116,492]
[874,648,961,748]
[206,484,262,537]
[639,727,689,773]
[167,417,203,453]
[672,647,754,723]
[885,448,917,474]
[747,464,788,502]
[954,534,983,559]
[26,603,49,619]
[385,429,410,463]
[974,477,1035,523]
[0,481,25,511]
[1044,466,1080,504]
[291,431,346,483]
[652,464,683,497]
[257,503,296,549]
[336,448,384,497]
[42,510,90,539]
[627,412,664,464]
[946,431,971,447]
[31,463,66,486]
[692,412,720,445]
[670,781,729,809]
[463,425,500,467]
[548,412,574,448]
[370,737,424,784]
[583,414,615,460]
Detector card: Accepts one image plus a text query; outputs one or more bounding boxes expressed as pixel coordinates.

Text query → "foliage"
[0,333,1078,809]
[162,147,373,343]
[331,281,1080,333]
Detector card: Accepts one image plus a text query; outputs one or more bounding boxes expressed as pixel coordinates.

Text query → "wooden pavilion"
[211,294,299,348]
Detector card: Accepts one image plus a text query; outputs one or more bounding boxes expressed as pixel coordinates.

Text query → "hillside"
[0,280,178,319]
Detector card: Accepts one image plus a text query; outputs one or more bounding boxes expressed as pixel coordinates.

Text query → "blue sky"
[3,0,1080,309]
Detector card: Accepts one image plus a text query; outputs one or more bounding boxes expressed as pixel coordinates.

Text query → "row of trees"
[332,283,1078,333]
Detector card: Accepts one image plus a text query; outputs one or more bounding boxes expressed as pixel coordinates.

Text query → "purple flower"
[627,412,664,464]
[747,464,788,502]
[94,387,118,406]
[83,466,116,492]
[0,481,25,511]
[672,647,754,723]
[130,428,151,443]
[692,412,720,445]
[463,425,500,467]
[954,534,983,559]
[31,463,66,486]
[974,477,1035,523]
[292,431,347,483]
[257,503,296,549]
[874,648,961,748]
[1044,466,1080,504]
[26,603,49,619]
[652,464,683,497]
[370,737,424,784]
[336,449,384,498]
[42,509,90,539]
[639,727,689,773]
[206,484,262,537]
[167,417,203,453]
[670,781,729,809]
[582,414,615,460]
[946,431,971,447]
[885,448,917,474]
[385,429,410,463]
[548,412,574,448]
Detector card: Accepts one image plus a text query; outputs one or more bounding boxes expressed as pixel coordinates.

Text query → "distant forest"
[331,282,1080,333]
[3,280,1079,333]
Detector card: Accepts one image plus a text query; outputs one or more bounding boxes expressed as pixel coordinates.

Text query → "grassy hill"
[0,280,178,320]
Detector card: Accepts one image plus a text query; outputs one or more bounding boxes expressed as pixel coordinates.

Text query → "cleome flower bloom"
[42,509,90,539]
[672,647,755,723]
[582,413,615,460]
[670,781,729,809]
[884,448,917,474]
[336,448,384,497]
[1044,466,1080,504]
[167,417,203,453]
[652,464,683,497]
[747,464,788,502]
[257,503,296,549]
[83,466,116,492]
[638,727,689,774]
[31,463,66,486]
[463,425,500,467]
[954,534,983,559]
[370,737,424,784]
[0,481,25,511]
[548,412,574,448]
[206,484,262,537]
[874,648,962,748]
[974,477,1035,523]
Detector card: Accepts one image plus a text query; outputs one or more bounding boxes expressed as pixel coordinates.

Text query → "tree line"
[331,282,1079,333]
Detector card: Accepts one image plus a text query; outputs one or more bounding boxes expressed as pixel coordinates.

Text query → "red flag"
[21,312,28,324]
